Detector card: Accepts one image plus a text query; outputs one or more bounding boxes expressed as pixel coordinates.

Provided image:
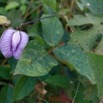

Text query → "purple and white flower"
[0,28,29,59]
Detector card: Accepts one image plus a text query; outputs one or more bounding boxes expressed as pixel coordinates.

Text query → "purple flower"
[0,28,29,59]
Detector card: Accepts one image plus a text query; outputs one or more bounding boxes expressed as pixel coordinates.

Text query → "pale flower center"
[12,31,20,52]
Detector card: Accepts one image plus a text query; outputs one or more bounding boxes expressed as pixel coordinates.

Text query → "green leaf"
[74,86,90,103]
[84,85,98,102]
[41,15,64,46]
[13,76,36,101]
[42,0,56,11]
[20,5,27,15]
[45,75,70,88]
[95,36,103,55]
[88,52,103,98]
[0,7,7,15]
[14,40,58,76]
[68,14,103,26]
[20,0,27,5]
[69,14,103,51]
[27,22,42,37]
[0,66,11,80]
[76,1,84,10]
[78,0,103,14]
[53,43,96,84]
[70,26,102,51]
[5,1,20,10]
[0,85,13,103]
[8,57,18,71]
[6,10,24,27]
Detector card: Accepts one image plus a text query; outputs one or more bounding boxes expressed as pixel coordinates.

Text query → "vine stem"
[17,13,64,29]
[23,0,34,19]
[100,98,103,103]
[68,0,76,18]
[72,82,80,103]
[24,4,42,19]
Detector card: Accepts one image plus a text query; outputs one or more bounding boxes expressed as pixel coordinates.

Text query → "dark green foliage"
[0,0,103,103]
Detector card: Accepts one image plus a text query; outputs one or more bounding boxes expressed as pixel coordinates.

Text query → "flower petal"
[13,49,22,59]
[13,31,29,59]
[12,31,20,52]
[0,28,15,58]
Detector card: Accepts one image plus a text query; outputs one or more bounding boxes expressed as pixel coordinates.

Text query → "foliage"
[0,0,103,103]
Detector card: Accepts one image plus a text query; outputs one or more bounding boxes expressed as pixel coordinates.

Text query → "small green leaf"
[53,43,96,84]
[20,0,27,4]
[14,40,58,76]
[45,75,70,88]
[0,85,13,103]
[41,15,64,46]
[88,52,103,98]
[13,76,36,101]
[42,0,56,11]
[76,1,84,10]
[20,5,27,15]
[5,1,20,10]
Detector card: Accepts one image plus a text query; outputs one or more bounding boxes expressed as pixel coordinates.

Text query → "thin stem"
[72,82,80,103]
[24,4,42,19]
[18,14,63,29]
[47,42,68,65]
[23,0,34,19]
[0,81,7,85]
[68,0,76,18]
[100,98,103,103]
[1,58,8,65]
[37,95,50,103]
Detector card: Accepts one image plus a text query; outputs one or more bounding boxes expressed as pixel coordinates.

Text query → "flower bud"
[0,28,29,59]
[0,15,10,26]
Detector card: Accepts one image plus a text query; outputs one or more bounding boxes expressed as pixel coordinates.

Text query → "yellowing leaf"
[0,15,10,25]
